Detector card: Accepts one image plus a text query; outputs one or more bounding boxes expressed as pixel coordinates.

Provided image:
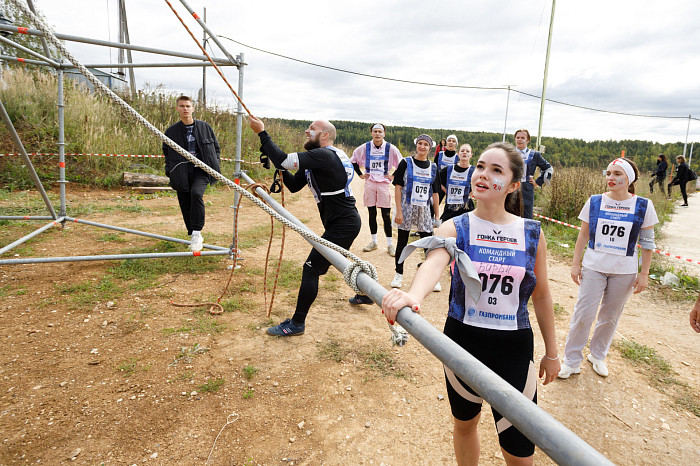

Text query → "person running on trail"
[439,143,475,222]
[248,116,360,337]
[163,95,221,252]
[348,123,403,306]
[382,142,559,465]
[434,134,459,205]
[559,157,658,379]
[667,154,691,207]
[514,128,553,219]
[391,134,441,291]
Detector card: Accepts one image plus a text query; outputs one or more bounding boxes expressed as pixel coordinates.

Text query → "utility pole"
[201,7,207,113]
[536,0,556,149]
[682,114,690,158]
[502,85,514,142]
[117,0,136,96]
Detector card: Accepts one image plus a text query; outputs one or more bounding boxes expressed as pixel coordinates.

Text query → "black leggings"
[668,180,688,204]
[291,223,360,326]
[649,176,665,194]
[395,228,432,274]
[367,206,392,237]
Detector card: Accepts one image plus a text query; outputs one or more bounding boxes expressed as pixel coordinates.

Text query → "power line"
[219,35,699,123]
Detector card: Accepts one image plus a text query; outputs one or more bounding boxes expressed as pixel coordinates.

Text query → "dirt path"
[0,178,698,465]
[661,192,700,276]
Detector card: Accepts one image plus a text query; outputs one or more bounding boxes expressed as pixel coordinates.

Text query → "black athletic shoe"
[267,318,305,336]
[349,294,374,305]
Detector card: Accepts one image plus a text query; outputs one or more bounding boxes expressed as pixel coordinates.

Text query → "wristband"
[544,354,559,361]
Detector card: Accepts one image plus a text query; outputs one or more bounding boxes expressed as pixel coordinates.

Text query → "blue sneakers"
[267,318,305,336]
[348,294,374,305]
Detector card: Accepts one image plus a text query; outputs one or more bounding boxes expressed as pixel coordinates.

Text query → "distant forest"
[269,118,698,173]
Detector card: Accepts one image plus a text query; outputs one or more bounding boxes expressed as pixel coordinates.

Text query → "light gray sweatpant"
[563,267,636,368]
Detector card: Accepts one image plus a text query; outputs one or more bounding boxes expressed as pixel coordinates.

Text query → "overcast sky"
[17,0,700,146]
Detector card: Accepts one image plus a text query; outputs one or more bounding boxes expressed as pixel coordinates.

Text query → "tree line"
[270,118,697,173]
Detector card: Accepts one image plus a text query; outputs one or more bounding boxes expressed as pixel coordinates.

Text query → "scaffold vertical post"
[57,65,67,216]
[232,52,245,254]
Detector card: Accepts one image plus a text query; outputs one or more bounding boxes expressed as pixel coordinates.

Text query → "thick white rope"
[12,0,378,295]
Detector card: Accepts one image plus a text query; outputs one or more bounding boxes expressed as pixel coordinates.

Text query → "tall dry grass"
[0,68,305,188]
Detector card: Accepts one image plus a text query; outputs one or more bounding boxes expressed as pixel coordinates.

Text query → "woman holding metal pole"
[382,142,560,465]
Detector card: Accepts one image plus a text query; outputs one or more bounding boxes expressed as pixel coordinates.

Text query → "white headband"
[446,134,458,143]
[372,124,385,131]
[608,158,636,183]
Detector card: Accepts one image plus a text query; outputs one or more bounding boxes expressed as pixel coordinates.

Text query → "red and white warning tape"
[534,213,700,266]
[0,153,258,163]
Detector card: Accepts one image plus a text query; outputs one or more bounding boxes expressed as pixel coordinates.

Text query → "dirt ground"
[0,177,698,465]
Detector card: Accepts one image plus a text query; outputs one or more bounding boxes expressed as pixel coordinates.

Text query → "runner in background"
[434,135,459,205]
[514,129,553,219]
[440,143,475,222]
[648,153,667,194]
[348,123,403,305]
[391,134,441,290]
[559,157,658,378]
[382,142,559,465]
[668,154,690,207]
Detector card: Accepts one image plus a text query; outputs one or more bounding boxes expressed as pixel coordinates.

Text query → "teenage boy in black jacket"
[163,95,221,251]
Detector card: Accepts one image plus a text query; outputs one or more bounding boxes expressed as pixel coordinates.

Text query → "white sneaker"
[363,241,378,252]
[189,234,204,252]
[588,354,609,377]
[390,273,403,288]
[433,281,442,292]
[557,363,580,379]
[387,244,396,257]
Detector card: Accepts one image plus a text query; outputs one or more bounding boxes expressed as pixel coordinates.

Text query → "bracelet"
[543,354,559,361]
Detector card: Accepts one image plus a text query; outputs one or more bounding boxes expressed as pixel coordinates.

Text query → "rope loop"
[343,259,378,294]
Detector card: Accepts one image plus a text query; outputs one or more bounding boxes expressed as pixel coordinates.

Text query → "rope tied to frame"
[342,260,378,295]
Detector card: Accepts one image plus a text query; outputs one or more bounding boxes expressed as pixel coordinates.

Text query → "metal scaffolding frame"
[2,2,614,463]
[0,3,244,265]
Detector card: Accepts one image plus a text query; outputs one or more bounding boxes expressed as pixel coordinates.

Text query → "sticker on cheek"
[615,177,626,186]
[492,177,505,191]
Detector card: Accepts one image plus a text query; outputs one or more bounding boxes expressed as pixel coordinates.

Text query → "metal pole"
[502,85,512,142]
[26,0,52,58]
[0,25,233,64]
[232,53,244,254]
[683,114,690,157]
[201,7,207,112]
[177,0,240,66]
[0,250,229,266]
[689,142,694,167]
[64,217,229,251]
[238,172,609,465]
[0,35,59,66]
[57,67,67,216]
[0,218,64,255]
[118,0,136,96]
[0,216,54,220]
[67,61,237,69]
[0,55,53,67]
[0,99,57,219]
[536,0,556,149]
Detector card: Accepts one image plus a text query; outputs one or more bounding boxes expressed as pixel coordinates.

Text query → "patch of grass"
[15,288,28,296]
[242,387,255,399]
[539,221,580,259]
[0,285,11,297]
[116,357,139,376]
[162,316,226,335]
[322,271,340,291]
[617,340,699,418]
[57,277,122,308]
[236,223,275,249]
[221,296,254,313]
[553,302,567,317]
[97,232,127,243]
[648,262,699,300]
[117,204,148,213]
[266,259,302,288]
[243,364,259,379]
[198,377,225,393]
[177,370,195,381]
[318,339,348,363]
[169,343,208,366]
[362,348,409,379]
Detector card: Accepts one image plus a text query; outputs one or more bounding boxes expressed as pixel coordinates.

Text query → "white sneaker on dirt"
[433,281,442,292]
[390,273,403,288]
[588,354,609,377]
[363,241,378,252]
[387,244,396,257]
[189,234,204,252]
[557,363,580,379]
